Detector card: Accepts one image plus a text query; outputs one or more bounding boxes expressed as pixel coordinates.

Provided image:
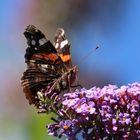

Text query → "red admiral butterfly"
[21,25,77,104]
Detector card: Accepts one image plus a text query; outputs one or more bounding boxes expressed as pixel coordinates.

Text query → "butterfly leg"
[67,74,72,92]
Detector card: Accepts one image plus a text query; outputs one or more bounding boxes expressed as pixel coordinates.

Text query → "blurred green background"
[1,0,140,140]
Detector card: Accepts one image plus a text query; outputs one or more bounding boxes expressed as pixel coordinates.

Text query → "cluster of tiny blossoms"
[35,83,140,140]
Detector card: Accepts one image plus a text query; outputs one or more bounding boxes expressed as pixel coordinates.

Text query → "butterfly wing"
[21,25,67,104]
[54,28,72,69]
[53,28,78,88]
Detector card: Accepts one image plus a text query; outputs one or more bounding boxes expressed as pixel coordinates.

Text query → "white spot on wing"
[30,60,35,63]
[39,38,47,46]
[31,40,36,45]
[60,29,65,36]
[60,40,68,48]
[55,43,59,49]
[41,64,48,68]
[51,65,54,69]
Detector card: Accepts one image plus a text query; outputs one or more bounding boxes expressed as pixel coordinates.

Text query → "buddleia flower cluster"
[30,83,140,140]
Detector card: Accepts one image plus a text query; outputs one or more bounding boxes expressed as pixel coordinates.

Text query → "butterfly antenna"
[78,45,100,66]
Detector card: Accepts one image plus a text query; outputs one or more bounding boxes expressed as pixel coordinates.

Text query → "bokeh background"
[0,0,140,140]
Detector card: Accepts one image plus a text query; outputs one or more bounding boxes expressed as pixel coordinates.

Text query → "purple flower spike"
[59,83,140,139]
[26,82,140,140]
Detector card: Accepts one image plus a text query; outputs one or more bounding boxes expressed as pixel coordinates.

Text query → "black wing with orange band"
[21,25,67,104]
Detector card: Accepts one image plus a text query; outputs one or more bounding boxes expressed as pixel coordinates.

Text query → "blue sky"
[69,1,140,86]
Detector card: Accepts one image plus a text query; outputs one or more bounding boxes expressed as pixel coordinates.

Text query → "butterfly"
[21,25,77,105]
